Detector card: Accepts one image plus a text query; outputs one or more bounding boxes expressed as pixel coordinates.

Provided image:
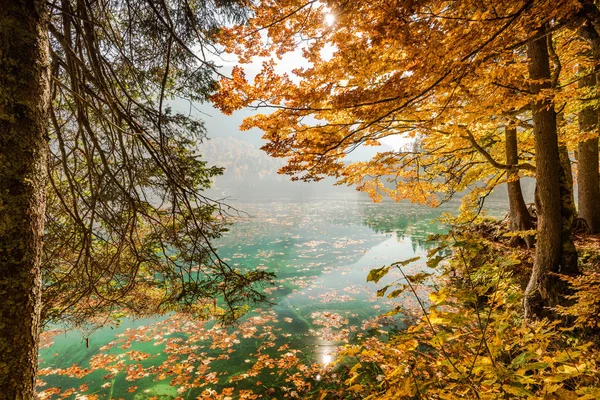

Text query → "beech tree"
[505,125,534,248]
[213,0,588,318]
[577,22,600,233]
[216,1,540,201]
[523,24,579,319]
[0,0,272,397]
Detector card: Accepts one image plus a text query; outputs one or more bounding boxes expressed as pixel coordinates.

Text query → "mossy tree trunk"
[577,25,600,233]
[505,125,534,248]
[558,145,578,269]
[524,27,579,320]
[0,0,50,397]
[577,105,600,233]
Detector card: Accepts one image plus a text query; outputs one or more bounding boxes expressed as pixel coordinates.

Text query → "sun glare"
[325,13,335,26]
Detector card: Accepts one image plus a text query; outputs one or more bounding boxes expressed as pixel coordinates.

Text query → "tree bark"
[0,0,50,397]
[505,125,534,248]
[558,145,579,269]
[577,137,600,233]
[524,27,579,320]
[577,29,600,233]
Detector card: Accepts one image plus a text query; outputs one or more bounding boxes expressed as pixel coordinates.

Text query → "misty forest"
[2,0,600,399]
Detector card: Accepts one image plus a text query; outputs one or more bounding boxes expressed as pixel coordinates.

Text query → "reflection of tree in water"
[360,202,452,251]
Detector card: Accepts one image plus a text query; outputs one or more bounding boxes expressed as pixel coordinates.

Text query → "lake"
[37,196,504,399]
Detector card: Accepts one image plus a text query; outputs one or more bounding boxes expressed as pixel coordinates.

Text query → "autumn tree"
[0,0,272,397]
[523,24,579,319]
[505,124,534,248]
[577,20,600,233]
[213,0,587,318]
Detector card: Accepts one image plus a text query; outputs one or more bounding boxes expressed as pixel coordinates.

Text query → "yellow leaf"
[348,384,364,393]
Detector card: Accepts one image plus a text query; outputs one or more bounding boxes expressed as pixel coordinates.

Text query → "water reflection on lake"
[38,197,492,399]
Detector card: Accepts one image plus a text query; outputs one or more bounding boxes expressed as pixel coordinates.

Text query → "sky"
[172,32,411,162]
[169,5,413,193]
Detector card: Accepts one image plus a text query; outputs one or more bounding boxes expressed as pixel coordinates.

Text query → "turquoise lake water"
[37,197,505,399]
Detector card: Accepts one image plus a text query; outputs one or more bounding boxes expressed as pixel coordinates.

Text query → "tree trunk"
[577,140,600,233]
[558,145,579,269]
[505,125,534,248]
[524,27,579,320]
[0,0,50,397]
[577,57,600,233]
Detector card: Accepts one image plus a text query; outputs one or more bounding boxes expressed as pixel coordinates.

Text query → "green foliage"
[367,266,391,284]
[41,0,273,329]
